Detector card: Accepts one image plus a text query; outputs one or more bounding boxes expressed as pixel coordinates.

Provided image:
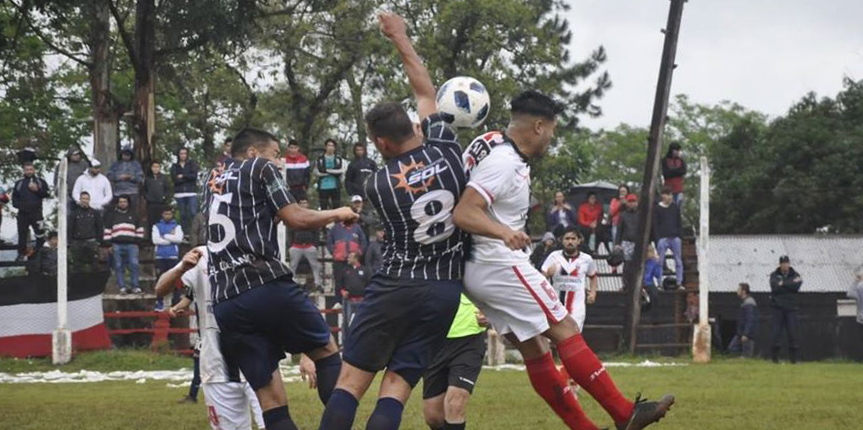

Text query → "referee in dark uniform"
[205,128,357,430]
[318,12,466,430]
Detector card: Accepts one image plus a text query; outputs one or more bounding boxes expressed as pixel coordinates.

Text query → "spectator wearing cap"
[351,195,377,238]
[546,191,576,238]
[152,205,183,310]
[143,160,171,236]
[531,232,559,271]
[653,188,684,287]
[728,282,758,358]
[609,184,630,245]
[171,147,199,239]
[107,146,144,210]
[345,143,378,200]
[661,142,686,207]
[614,193,640,261]
[30,231,59,276]
[327,215,367,299]
[769,255,803,363]
[365,225,385,274]
[73,160,112,212]
[284,139,311,200]
[55,148,89,212]
[12,162,50,261]
[314,138,347,210]
[577,191,603,252]
[288,199,324,291]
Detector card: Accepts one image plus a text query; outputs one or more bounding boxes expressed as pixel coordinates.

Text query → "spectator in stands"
[661,142,686,207]
[847,271,863,327]
[107,146,144,209]
[653,188,684,287]
[73,160,112,212]
[55,148,89,212]
[315,138,347,210]
[546,191,576,238]
[30,231,58,276]
[345,143,378,200]
[365,226,385,274]
[351,195,377,238]
[143,161,171,235]
[642,244,662,312]
[103,195,144,294]
[214,137,232,168]
[0,186,9,245]
[12,162,50,261]
[530,232,558,271]
[340,251,371,337]
[769,255,803,363]
[69,191,104,271]
[152,206,183,310]
[728,282,758,357]
[284,138,311,200]
[327,216,367,298]
[171,147,199,239]
[288,199,323,291]
[577,191,603,252]
[609,185,629,245]
[614,193,639,261]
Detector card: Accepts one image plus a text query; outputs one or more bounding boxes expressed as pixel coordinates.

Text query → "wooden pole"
[624,0,687,353]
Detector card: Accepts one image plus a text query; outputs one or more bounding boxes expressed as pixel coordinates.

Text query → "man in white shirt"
[454,90,673,430]
[72,160,112,212]
[542,227,598,331]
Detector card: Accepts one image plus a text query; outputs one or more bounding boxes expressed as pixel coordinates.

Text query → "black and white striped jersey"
[365,113,467,282]
[204,157,296,303]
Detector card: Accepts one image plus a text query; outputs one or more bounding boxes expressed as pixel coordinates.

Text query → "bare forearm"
[390,34,436,119]
[454,204,509,241]
[155,262,185,297]
[172,297,192,312]
[279,205,341,231]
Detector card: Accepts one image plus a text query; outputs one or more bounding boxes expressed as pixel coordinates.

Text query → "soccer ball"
[436,76,490,129]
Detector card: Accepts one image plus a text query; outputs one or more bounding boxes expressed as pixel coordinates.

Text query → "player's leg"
[203,382,253,430]
[366,370,412,430]
[423,394,446,430]
[243,382,266,430]
[440,333,486,430]
[422,338,453,430]
[443,387,472,430]
[304,335,344,404]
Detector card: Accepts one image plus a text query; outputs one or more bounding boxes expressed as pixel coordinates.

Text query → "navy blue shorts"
[213,278,331,390]
[343,276,461,387]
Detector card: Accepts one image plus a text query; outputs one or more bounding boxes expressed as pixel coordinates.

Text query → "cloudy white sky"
[565,0,863,129]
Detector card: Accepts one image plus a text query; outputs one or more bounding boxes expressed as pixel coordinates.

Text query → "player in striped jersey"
[205,128,358,430]
[318,13,465,430]
[454,91,674,430]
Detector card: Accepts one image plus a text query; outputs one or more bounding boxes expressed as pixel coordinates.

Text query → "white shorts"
[464,260,569,341]
[203,382,265,430]
[559,288,586,331]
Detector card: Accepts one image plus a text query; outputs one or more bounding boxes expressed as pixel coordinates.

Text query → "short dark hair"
[231,128,279,157]
[739,283,751,295]
[586,191,597,198]
[562,226,583,240]
[162,206,174,213]
[79,191,90,197]
[22,161,34,169]
[510,90,564,120]
[288,139,300,147]
[661,187,673,195]
[224,137,233,144]
[365,101,415,144]
[354,142,366,150]
[324,138,337,148]
[48,231,58,240]
[117,195,130,204]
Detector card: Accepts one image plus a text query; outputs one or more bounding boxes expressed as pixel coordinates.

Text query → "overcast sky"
[566,0,863,129]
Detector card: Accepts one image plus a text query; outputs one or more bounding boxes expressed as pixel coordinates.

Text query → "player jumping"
[317,12,466,430]
[205,129,358,430]
[454,91,674,430]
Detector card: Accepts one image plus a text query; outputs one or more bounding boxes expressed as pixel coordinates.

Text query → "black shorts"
[213,278,331,390]
[342,276,461,388]
[422,332,487,399]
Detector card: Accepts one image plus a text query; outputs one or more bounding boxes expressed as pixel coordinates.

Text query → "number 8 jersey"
[365,113,467,281]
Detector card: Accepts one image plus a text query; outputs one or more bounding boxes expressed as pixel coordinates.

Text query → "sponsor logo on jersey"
[391,159,449,194]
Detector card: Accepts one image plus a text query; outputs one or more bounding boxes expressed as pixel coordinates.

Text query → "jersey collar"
[502,133,530,163]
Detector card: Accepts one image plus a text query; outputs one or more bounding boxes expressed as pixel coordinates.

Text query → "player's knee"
[444,388,470,421]
[510,335,548,360]
[423,405,445,430]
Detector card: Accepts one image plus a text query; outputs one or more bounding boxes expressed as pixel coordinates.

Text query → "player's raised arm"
[379,12,437,120]
[155,248,201,297]
[453,188,531,251]
[277,204,358,231]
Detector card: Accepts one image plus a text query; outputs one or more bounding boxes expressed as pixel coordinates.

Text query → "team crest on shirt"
[391,159,449,194]
[207,169,236,195]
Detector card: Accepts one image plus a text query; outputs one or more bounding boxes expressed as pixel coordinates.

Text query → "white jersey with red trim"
[463,132,532,265]
[541,250,597,293]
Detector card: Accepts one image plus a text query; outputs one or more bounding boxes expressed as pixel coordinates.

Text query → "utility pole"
[624,0,687,353]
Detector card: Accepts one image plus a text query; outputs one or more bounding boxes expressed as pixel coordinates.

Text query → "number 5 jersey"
[365,113,467,282]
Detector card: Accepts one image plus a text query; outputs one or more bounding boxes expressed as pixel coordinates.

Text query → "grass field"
[1,352,861,430]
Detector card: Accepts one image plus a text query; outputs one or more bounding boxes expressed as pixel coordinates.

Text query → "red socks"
[558,334,635,426]
[525,352,600,430]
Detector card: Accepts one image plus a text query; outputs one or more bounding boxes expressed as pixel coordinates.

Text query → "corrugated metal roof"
[706,235,863,293]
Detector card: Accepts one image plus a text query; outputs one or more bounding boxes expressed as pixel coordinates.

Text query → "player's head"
[737,282,751,298]
[161,207,174,222]
[365,101,415,160]
[508,90,563,158]
[561,226,583,253]
[116,195,130,210]
[231,128,281,162]
[79,191,91,208]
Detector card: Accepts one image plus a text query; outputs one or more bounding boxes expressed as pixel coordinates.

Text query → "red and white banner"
[0,272,111,358]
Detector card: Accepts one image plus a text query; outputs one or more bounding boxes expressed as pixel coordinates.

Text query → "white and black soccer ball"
[436,76,490,129]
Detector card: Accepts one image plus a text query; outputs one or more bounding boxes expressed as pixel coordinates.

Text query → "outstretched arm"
[277,204,358,231]
[379,12,436,120]
[453,188,531,251]
[155,249,202,297]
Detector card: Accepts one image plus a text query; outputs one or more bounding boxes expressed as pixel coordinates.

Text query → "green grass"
[0,349,189,373]
[2,357,862,429]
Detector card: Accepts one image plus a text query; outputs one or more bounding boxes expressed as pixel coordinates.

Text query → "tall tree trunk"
[346,67,367,147]
[132,0,156,165]
[89,0,118,165]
